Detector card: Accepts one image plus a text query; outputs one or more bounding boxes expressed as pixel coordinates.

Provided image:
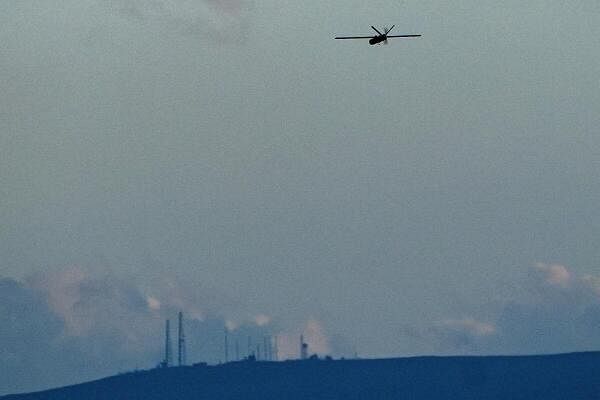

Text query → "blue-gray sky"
[2,0,600,394]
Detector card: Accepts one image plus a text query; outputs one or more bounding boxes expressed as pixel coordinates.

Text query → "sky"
[1,0,600,394]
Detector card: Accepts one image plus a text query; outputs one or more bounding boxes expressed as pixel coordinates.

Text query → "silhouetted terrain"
[4,352,600,400]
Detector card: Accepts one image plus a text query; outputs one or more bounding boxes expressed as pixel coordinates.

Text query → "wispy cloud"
[275,318,332,360]
[439,318,496,337]
[0,266,342,394]
[0,267,275,394]
[533,262,571,287]
[410,263,600,355]
[104,0,253,41]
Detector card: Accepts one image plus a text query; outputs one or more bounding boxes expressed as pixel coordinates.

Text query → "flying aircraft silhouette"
[335,25,421,45]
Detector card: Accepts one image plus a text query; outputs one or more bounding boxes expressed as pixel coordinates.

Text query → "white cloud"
[414,263,600,355]
[534,262,571,287]
[0,267,283,393]
[275,318,331,360]
[146,296,161,311]
[303,318,331,355]
[581,274,600,296]
[27,266,88,335]
[225,319,238,331]
[105,0,252,40]
[439,318,496,337]
[253,313,271,326]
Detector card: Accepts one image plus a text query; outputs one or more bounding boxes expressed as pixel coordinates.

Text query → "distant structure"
[224,328,229,363]
[300,335,308,360]
[269,336,273,361]
[161,319,172,368]
[273,335,279,361]
[264,337,269,361]
[178,311,186,366]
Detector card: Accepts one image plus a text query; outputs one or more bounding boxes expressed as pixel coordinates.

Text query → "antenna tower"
[264,337,269,361]
[178,311,186,366]
[300,335,308,360]
[224,328,229,363]
[164,319,172,367]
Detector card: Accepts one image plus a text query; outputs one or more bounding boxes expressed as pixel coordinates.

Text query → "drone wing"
[334,36,374,39]
[386,34,422,38]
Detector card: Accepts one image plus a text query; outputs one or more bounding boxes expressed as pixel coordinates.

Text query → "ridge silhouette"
[3,352,599,400]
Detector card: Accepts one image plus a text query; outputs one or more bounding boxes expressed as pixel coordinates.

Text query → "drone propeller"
[371,25,383,36]
[382,25,395,44]
[383,30,388,45]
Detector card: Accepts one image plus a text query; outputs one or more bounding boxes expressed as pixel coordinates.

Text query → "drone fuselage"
[369,35,386,45]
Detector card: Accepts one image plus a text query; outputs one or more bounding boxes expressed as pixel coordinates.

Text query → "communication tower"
[178,311,186,366]
[300,335,308,360]
[163,319,172,367]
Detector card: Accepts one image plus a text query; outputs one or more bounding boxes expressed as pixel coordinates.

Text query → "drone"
[335,25,421,45]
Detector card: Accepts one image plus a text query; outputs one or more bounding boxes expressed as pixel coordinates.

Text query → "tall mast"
[178,311,186,366]
[164,319,172,367]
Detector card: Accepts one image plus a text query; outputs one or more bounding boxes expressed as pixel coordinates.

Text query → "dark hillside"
[4,352,600,400]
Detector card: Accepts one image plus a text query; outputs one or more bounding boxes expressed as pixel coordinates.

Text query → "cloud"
[581,274,600,296]
[0,267,342,394]
[0,267,279,394]
[0,278,79,395]
[533,262,571,287]
[411,263,600,355]
[146,296,161,311]
[27,267,149,338]
[406,317,496,354]
[439,318,496,337]
[303,318,331,355]
[253,313,271,327]
[104,0,252,41]
[275,318,332,360]
[489,264,600,354]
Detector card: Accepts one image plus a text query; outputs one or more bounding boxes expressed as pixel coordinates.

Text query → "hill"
[3,352,600,400]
